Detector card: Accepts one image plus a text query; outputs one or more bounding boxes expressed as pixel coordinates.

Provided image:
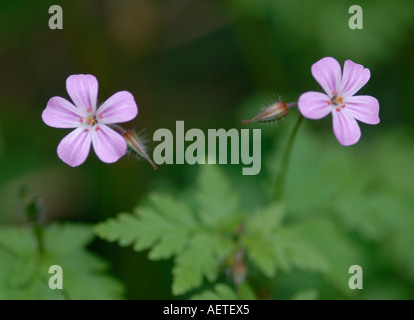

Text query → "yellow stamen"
[85,116,97,126]
[336,96,343,104]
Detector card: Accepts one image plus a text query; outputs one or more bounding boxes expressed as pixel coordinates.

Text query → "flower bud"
[123,130,158,170]
[242,101,289,125]
[232,250,247,285]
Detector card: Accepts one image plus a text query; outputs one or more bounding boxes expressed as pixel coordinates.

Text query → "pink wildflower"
[298,57,380,146]
[42,74,138,166]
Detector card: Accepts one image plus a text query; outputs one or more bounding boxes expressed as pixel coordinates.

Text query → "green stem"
[33,223,45,256]
[274,114,304,200]
[232,225,246,290]
[18,185,45,257]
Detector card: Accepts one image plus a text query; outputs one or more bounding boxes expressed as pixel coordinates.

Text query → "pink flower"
[42,74,138,167]
[298,57,380,146]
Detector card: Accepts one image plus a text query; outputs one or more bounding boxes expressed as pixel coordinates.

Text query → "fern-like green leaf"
[96,166,241,296]
[172,233,220,295]
[95,193,197,260]
[242,203,329,277]
[196,165,239,230]
[0,224,124,300]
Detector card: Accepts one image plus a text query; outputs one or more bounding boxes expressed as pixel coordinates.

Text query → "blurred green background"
[1,0,414,299]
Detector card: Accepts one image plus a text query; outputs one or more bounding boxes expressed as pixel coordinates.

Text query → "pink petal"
[57,127,92,167]
[66,74,98,113]
[332,109,361,146]
[91,125,127,163]
[42,97,85,128]
[96,91,138,124]
[311,57,342,98]
[344,95,380,125]
[298,91,332,119]
[339,60,371,97]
